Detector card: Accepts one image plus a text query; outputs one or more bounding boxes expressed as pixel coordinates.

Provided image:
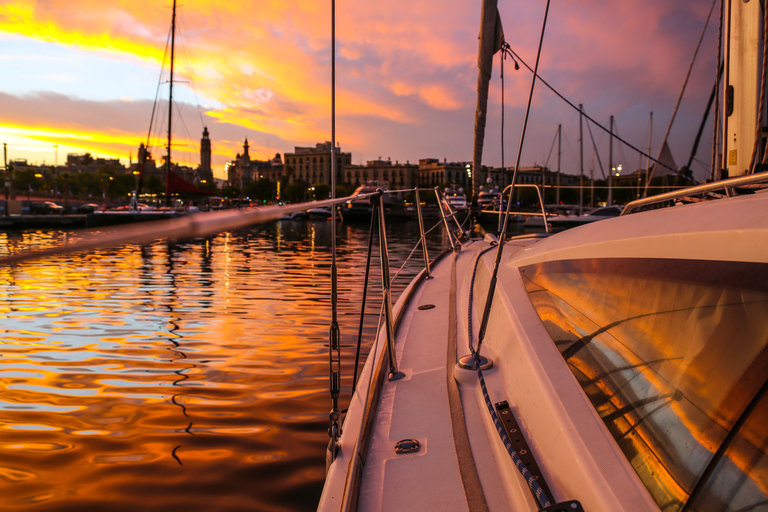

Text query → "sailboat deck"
[357,240,539,511]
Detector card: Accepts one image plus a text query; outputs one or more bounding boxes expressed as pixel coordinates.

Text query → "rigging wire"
[543,127,559,169]
[505,47,691,181]
[585,118,607,180]
[711,0,724,181]
[138,29,173,196]
[466,246,553,509]
[176,15,207,129]
[174,101,201,166]
[613,120,629,171]
[643,0,717,195]
[327,0,342,466]
[476,0,551,359]
[499,40,520,188]
[757,0,768,169]
[352,210,377,391]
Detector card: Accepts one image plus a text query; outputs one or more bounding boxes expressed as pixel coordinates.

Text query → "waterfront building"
[345,159,418,189]
[132,144,164,184]
[227,138,253,189]
[418,158,471,189]
[66,153,123,173]
[283,142,350,185]
[227,139,284,189]
[254,154,284,182]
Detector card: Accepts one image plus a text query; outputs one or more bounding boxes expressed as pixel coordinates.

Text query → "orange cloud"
[0,0,719,181]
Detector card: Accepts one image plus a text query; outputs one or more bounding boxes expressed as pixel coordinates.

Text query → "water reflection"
[0,219,448,510]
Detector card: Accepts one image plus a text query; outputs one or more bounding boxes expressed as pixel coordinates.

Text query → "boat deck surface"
[357,240,539,511]
[320,188,768,512]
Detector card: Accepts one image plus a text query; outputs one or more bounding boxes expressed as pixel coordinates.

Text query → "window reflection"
[520,259,768,511]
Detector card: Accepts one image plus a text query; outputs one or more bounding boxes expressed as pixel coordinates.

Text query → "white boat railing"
[621,171,768,215]
[499,183,550,233]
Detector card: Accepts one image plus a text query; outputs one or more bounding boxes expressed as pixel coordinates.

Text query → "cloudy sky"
[0,0,717,180]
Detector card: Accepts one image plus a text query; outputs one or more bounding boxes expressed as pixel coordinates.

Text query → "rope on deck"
[466,244,552,509]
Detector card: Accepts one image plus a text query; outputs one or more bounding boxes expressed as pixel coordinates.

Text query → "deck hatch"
[494,400,554,505]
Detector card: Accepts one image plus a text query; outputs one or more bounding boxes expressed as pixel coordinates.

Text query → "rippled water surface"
[0,219,451,511]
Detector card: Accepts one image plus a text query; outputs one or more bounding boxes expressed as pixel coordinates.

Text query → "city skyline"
[1,1,717,181]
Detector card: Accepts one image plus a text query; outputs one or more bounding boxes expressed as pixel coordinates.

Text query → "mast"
[646,111,652,195]
[3,143,8,216]
[608,115,614,206]
[166,0,177,207]
[472,0,505,203]
[590,142,594,207]
[724,0,763,176]
[556,123,561,204]
[579,104,583,214]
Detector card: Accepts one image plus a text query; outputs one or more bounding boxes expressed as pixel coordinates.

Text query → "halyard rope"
[465,245,552,509]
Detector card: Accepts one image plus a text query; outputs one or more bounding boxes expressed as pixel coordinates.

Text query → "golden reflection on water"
[0,220,446,511]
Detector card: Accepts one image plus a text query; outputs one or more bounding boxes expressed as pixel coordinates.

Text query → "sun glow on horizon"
[0,1,719,181]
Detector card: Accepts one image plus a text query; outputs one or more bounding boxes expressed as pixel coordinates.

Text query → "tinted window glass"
[520,259,768,511]
[685,385,768,512]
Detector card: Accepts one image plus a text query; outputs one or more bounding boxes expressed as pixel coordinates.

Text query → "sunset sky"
[0,0,717,181]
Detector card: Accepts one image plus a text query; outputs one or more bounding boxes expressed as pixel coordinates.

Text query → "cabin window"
[520,258,768,511]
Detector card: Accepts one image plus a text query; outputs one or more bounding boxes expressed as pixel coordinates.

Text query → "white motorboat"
[546,205,623,231]
[445,186,469,211]
[319,1,768,511]
[307,204,344,221]
[343,182,406,222]
[476,185,503,212]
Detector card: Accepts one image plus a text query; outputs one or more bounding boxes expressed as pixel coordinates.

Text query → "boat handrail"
[621,171,768,215]
[501,183,549,233]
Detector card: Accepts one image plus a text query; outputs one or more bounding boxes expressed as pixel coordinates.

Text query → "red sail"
[166,171,213,195]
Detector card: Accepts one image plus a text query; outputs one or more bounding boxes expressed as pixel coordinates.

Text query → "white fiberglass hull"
[320,192,768,512]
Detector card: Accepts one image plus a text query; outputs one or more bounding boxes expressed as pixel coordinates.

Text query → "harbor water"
[0,218,455,511]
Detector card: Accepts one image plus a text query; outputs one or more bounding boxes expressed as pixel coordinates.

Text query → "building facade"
[253,154,284,182]
[418,159,472,189]
[227,138,253,189]
[345,159,418,189]
[226,140,286,189]
[283,142,351,185]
